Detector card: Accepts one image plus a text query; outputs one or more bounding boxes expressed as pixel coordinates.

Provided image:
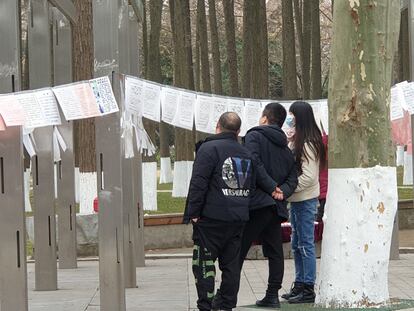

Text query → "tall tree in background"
[310,0,322,99]
[197,0,211,92]
[194,19,201,91]
[251,0,269,98]
[208,0,223,94]
[142,0,149,77]
[294,0,311,98]
[282,0,297,99]
[316,0,400,307]
[242,0,254,97]
[222,0,239,97]
[72,0,95,172]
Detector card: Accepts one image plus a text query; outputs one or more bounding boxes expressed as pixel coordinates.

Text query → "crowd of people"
[184,101,327,311]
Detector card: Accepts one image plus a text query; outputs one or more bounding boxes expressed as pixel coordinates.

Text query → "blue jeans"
[290,198,317,285]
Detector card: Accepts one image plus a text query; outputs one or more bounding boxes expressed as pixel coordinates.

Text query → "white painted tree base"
[159,157,173,184]
[396,146,404,166]
[75,167,80,204]
[79,172,97,215]
[172,161,194,197]
[24,169,32,212]
[316,166,398,308]
[403,152,413,185]
[142,162,158,211]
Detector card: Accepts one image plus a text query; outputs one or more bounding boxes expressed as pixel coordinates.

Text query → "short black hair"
[262,102,287,127]
[218,112,241,133]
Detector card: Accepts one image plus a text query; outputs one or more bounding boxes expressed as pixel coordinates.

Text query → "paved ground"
[27,254,414,311]
[400,230,414,247]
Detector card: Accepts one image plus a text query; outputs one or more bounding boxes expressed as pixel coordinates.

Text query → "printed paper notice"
[228,98,245,136]
[195,95,213,134]
[15,89,61,128]
[400,82,414,114]
[161,87,179,125]
[390,86,405,121]
[210,97,228,132]
[0,94,25,126]
[125,76,144,115]
[242,100,263,135]
[142,81,161,122]
[175,91,196,130]
[89,76,119,115]
[319,100,329,134]
[53,82,101,120]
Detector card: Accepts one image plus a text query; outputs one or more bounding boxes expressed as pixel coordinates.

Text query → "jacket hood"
[247,125,287,147]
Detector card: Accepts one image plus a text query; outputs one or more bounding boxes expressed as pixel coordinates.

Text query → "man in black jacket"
[239,103,298,308]
[184,112,277,311]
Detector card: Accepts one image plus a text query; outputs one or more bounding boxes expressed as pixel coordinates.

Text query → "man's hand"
[191,218,199,223]
[272,187,284,201]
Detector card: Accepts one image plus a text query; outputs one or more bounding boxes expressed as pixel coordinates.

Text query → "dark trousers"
[192,220,244,311]
[239,206,284,291]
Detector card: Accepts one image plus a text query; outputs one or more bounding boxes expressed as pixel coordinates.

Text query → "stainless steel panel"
[0,0,21,91]
[0,2,28,310]
[95,74,126,311]
[28,0,58,290]
[52,8,77,269]
[134,143,145,268]
[0,127,28,311]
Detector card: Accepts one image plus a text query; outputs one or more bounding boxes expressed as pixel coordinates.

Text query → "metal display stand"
[52,8,77,269]
[0,1,28,309]
[28,0,58,291]
[128,5,146,268]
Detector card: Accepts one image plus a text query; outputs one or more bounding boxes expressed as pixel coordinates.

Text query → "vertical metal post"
[0,1,28,310]
[28,0,58,290]
[52,8,77,269]
[93,0,131,309]
[129,5,145,268]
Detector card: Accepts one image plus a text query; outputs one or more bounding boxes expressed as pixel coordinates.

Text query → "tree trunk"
[195,21,201,91]
[282,0,297,99]
[241,0,254,98]
[208,0,223,94]
[222,0,239,97]
[310,0,322,99]
[316,0,400,307]
[301,0,311,99]
[142,0,149,78]
[398,9,410,82]
[197,0,211,93]
[72,0,95,172]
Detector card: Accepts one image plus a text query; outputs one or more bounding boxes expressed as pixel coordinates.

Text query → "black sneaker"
[256,291,280,308]
[288,284,315,304]
[281,282,304,300]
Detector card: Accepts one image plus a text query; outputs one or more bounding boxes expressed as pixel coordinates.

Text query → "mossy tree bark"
[197,0,211,93]
[328,0,398,169]
[310,0,322,99]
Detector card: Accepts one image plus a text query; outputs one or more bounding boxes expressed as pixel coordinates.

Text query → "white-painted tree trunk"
[78,172,97,215]
[142,162,158,211]
[396,146,404,166]
[74,167,80,204]
[403,151,413,185]
[159,157,173,184]
[172,161,193,197]
[316,166,398,308]
[24,169,32,212]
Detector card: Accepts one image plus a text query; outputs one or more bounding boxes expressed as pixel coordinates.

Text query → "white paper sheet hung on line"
[142,81,161,122]
[125,75,144,115]
[399,81,414,114]
[242,100,263,136]
[319,100,329,134]
[0,94,25,126]
[53,82,101,120]
[89,76,119,115]
[195,94,214,134]
[15,89,62,128]
[390,86,405,121]
[174,90,196,130]
[210,96,228,132]
[161,86,179,125]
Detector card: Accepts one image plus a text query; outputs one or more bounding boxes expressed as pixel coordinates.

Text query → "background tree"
[316,0,400,307]
[282,0,297,99]
[310,0,322,99]
[208,0,223,94]
[197,0,211,93]
[222,0,239,97]
[241,0,254,97]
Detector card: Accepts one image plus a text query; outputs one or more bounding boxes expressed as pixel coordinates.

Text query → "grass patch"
[146,192,186,215]
[157,182,173,191]
[398,187,413,200]
[397,166,403,186]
